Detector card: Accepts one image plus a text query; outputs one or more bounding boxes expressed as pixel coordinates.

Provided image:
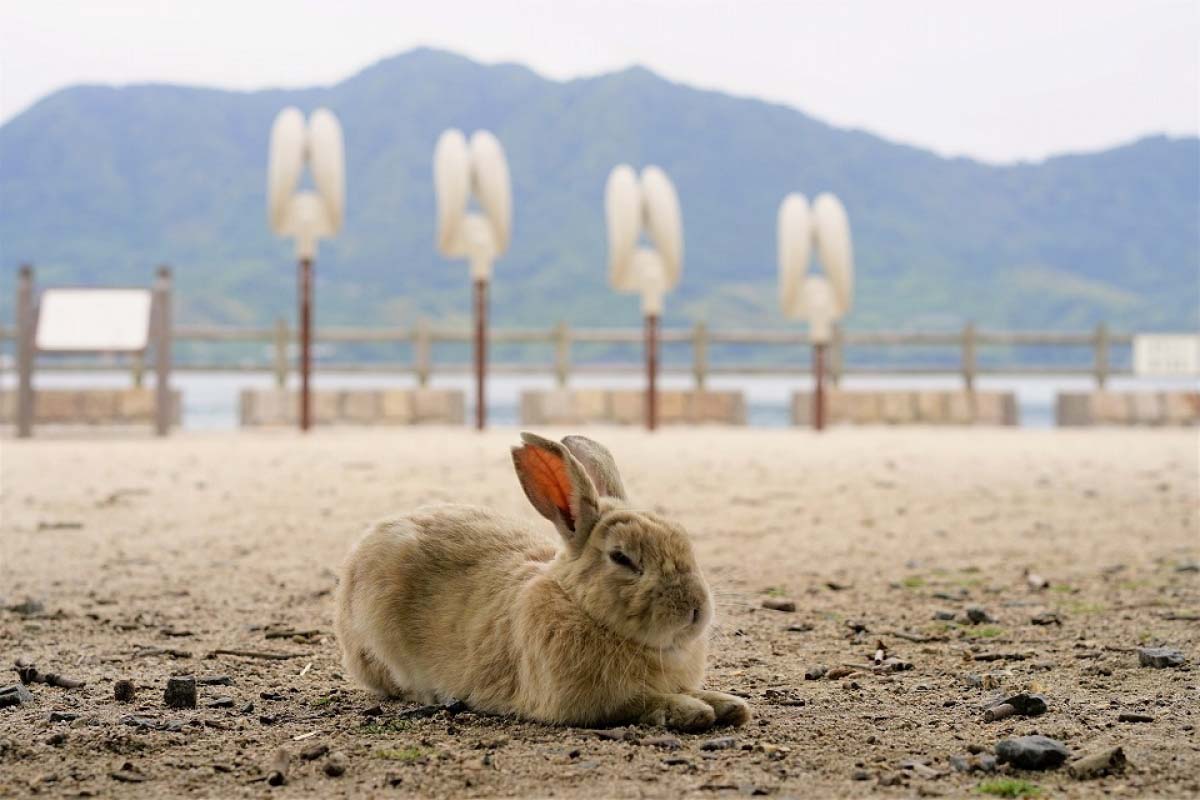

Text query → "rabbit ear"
[512,432,600,550]
[561,436,627,501]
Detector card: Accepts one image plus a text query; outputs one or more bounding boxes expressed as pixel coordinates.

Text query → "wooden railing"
[0,321,1131,389]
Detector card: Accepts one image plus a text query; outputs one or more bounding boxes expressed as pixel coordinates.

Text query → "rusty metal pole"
[813,341,826,432]
[645,313,658,431]
[474,278,487,431]
[298,257,313,432]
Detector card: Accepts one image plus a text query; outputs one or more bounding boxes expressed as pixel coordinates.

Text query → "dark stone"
[762,598,796,612]
[259,691,285,701]
[934,610,956,621]
[48,712,78,722]
[6,598,45,616]
[641,736,682,750]
[1117,712,1154,723]
[1031,611,1062,626]
[1137,647,1185,668]
[206,697,234,709]
[989,692,1048,718]
[300,743,329,761]
[114,680,136,703]
[361,704,383,717]
[196,675,233,686]
[965,606,995,624]
[995,735,1071,770]
[323,751,347,777]
[0,684,34,708]
[163,676,197,709]
[699,736,737,751]
[804,666,827,681]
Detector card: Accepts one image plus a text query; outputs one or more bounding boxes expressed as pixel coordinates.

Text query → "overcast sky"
[2,0,1196,163]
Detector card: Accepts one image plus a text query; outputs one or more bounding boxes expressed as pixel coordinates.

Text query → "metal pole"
[16,264,34,438]
[474,278,487,430]
[153,266,172,437]
[298,257,313,432]
[645,313,658,431]
[813,342,826,432]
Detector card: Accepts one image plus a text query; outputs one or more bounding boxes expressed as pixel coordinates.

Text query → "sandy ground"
[1,427,1197,799]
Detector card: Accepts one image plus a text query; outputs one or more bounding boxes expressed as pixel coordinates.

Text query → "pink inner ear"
[516,446,575,530]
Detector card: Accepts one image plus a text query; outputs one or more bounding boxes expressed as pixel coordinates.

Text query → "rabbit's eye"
[609,550,640,573]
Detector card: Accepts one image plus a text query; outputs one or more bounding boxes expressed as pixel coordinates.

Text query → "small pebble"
[323,751,347,778]
[300,743,329,761]
[804,665,827,681]
[761,598,796,612]
[641,736,682,750]
[114,680,136,703]
[995,735,1071,770]
[965,606,995,624]
[1117,712,1154,723]
[699,736,737,751]
[163,676,197,709]
[0,685,34,708]
[1137,647,1185,668]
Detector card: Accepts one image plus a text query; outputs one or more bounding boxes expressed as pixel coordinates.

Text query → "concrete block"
[412,389,464,424]
[1091,391,1131,425]
[846,392,882,425]
[915,391,947,423]
[658,391,688,424]
[610,391,644,425]
[117,389,157,421]
[1162,392,1200,425]
[1055,393,1091,427]
[880,392,916,424]
[574,390,610,423]
[1129,392,1163,426]
[380,390,414,424]
[342,391,381,424]
[690,391,746,424]
[946,392,974,424]
[81,390,119,423]
[36,391,81,422]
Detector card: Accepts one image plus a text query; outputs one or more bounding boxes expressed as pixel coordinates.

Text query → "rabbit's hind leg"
[345,645,404,697]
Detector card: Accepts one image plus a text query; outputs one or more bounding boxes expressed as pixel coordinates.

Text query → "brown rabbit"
[333,432,749,731]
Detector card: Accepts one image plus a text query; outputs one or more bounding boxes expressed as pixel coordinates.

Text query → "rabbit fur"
[333,432,749,731]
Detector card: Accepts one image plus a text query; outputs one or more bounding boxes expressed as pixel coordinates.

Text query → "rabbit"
[333,432,749,732]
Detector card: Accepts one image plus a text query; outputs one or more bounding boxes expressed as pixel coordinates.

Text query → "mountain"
[2,48,1197,345]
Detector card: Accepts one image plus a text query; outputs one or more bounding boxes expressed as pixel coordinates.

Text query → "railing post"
[415,318,431,387]
[15,264,35,438]
[131,352,145,387]
[1093,322,1109,389]
[830,322,844,386]
[273,317,289,388]
[153,265,172,436]
[554,321,570,388]
[692,321,708,391]
[962,322,977,393]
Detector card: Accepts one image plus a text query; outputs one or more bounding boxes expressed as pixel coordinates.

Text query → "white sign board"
[1133,334,1200,376]
[36,289,153,352]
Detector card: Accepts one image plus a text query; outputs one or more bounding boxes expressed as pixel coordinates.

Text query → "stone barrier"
[1056,391,1199,426]
[520,390,745,425]
[792,390,1019,426]
[0,389,182,425]
[239,389,465,426]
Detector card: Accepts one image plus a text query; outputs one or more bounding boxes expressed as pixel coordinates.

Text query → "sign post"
[778,192,855,431]
[604,165,683,431]
[434,129,512,431]
[267,107,345,432]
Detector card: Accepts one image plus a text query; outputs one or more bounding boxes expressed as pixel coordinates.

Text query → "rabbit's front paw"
[639,693,717,732]
[688,690,751,727]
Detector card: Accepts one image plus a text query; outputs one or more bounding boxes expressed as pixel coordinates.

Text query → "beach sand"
[1,427,1197,797]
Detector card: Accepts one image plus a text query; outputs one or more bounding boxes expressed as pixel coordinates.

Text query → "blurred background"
[1,0,1197,428]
